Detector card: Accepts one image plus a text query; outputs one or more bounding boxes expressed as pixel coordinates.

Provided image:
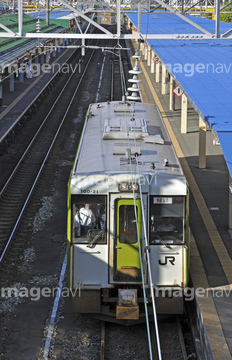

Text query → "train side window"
[150,196,185,245]
[71,195,107,244]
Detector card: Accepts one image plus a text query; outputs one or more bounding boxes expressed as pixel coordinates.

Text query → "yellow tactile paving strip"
[138,57,232,359]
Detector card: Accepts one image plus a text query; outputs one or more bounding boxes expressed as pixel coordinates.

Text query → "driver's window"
[72,195,107,244]
[150,196,184,244]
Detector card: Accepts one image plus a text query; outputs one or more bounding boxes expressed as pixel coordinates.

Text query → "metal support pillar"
[142,42,145,57]
[41,48,45,65]
[169,75,175,111]
[18,0,23,36]
[161,64,166,95]
[151,50,155,73]
[215,0,220,38]
[19,65,24,83]
[46,48,50,64]
[46,0,50,26]
[35,49,39,64]
[81,38,85,56]
[52,42,56,57]
[10,70,14,92]
[199,115,206,168]
[147,47,151,66]
[116,0,121,37]
[144,44,148,60]
[138,1,141,38]
[155,62,160,82]
[181,94,187,134]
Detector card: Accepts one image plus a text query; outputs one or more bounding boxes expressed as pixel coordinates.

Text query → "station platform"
[127,40,232,359]
[0,43,76,143]
[0,33,232,359]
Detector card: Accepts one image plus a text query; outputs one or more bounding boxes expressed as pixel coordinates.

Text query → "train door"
[110,197,142,283]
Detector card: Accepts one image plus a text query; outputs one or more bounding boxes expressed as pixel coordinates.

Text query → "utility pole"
[46,0,49,26]
[215,0,220,38]
[18,0,23,36]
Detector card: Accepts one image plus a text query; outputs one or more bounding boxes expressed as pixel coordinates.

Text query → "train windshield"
[150,196,185,244]
[72,195,107,244]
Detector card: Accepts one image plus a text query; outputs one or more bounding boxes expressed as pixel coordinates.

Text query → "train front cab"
[68,184,189,322]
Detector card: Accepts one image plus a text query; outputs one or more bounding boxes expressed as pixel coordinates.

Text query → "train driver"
[74,204,96,237]
[156,217,176,232]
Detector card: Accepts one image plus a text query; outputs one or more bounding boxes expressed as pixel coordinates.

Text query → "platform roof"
[126,12,232,176]
[26,9,72,20]
[0,13,63,55]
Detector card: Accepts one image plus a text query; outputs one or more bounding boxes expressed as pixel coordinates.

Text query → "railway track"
[0,32,132,359]
[0,42,99,266]
[110,45,128,101]
[100,314,190,360]
[0,32,132,269]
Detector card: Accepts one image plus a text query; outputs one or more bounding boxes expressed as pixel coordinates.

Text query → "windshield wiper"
[87,230,105,248]
[155,234,172,249]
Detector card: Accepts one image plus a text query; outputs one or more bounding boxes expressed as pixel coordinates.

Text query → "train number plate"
[116,306,139,320]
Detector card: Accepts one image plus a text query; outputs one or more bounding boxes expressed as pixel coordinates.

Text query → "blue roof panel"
[127,12,232,35]
[26,9,71,19]
[126,12,232,175]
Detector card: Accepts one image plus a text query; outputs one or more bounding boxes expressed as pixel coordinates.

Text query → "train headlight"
[118,183,139,192]
[118,183,129,191]
[129,183,139,191]
[118,289,138,306]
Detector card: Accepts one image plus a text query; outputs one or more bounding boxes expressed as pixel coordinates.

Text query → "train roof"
[73,101,184,178]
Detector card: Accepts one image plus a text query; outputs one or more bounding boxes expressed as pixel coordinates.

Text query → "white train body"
[67,101,189,323]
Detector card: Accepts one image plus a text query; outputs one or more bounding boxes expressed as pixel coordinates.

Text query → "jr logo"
[159,256,175,266]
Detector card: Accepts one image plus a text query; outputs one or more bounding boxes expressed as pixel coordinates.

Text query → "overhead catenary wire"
[124,102,162,360]
[123,106,153,360]
[134,154,162,360]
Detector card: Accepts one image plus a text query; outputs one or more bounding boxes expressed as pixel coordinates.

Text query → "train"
[67,100,190,324]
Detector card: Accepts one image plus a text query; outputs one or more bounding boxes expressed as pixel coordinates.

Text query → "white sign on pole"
[153,56,160,64]
[172,85,183,97]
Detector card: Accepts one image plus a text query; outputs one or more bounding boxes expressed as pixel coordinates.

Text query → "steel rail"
[176,315,188,360]
[0,50,80,198]
[100,321,106,360]
[0,42,80,146]
[0,44,97,266]
[42,46,98,359]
